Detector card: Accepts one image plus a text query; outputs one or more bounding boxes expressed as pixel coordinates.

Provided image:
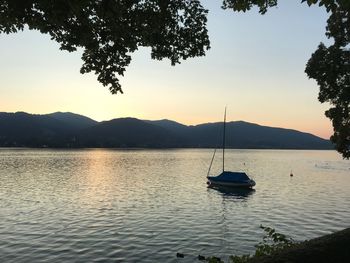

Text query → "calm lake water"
[0,149,349,262]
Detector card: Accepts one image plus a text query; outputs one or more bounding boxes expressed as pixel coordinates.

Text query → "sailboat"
[207,108,256,189]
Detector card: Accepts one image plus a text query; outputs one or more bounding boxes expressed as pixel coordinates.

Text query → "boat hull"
[207,178,256,188]
[207,171,256,189]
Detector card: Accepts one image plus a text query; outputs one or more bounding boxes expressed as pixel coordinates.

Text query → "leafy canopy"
[0,0,210,94]
[0,0,349,157]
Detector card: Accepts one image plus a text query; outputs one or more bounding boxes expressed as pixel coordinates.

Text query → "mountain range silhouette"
[0,111,332,149]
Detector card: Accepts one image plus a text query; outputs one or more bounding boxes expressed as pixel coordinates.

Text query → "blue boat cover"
[209,171,250,182]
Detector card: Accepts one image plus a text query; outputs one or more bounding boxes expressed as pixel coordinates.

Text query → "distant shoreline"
[0,146,335,151]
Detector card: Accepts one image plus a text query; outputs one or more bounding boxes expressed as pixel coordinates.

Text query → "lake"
[0,149,349,262]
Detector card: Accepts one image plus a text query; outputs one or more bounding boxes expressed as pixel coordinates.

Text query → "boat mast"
[207,148,217,178]
[222,107,227,172]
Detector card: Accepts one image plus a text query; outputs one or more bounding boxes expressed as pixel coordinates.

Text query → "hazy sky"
[0,1,333,138]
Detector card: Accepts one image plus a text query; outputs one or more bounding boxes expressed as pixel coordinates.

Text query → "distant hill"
[77,118,184,147]
[47,112,98,131]
[0,112,69,147]
[184,121,331,149]
[145,119,188,134]
[0,111,332,149]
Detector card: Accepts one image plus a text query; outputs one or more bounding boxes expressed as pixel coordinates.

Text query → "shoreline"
[0,146,335,151]
[249,228,350,263]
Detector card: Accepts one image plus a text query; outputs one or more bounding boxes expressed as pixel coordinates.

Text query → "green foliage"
[0,0,210,94]
[206,257,224,263]
[206,226,296,263]
[222,0,278,14]
[254,225,295,257]
[304,1,350,158]
[305,44,350,158]
[228,225,295,263]
[228,254,251,263]
[222,0,350,14]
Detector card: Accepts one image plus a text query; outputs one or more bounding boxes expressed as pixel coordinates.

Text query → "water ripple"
[0,149,349,262]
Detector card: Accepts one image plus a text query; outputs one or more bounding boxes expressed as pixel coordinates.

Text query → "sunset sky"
[0,1,333,139]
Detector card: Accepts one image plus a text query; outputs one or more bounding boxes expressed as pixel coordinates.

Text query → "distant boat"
[207,108,256,189]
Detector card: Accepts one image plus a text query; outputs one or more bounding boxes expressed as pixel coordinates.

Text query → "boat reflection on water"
[207,184,255,200]
[207,185,256,236]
